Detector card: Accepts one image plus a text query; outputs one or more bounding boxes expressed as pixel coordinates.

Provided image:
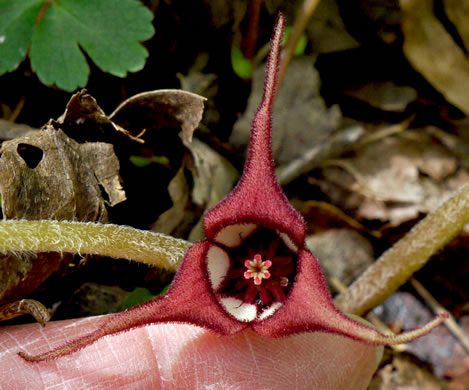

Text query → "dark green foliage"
[0,0,155,91]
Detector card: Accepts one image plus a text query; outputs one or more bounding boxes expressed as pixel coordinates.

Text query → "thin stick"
[8,97,26,123]
[277,0,321,90]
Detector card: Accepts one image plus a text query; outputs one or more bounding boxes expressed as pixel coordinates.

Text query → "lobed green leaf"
[1,0,155,91]
[0,0,42,74]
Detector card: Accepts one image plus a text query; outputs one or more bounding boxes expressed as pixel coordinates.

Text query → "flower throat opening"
[219,227,297,309]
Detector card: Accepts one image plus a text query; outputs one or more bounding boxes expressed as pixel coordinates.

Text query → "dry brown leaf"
[58,88,205,231]
[108,89,206,235]
[322,131,468,225]
[445,0,469,53]
[0,127,124,220]
[344,81,417,112]
[0,119,37,140]
[186,138,239,242]
[305,229,374,285]
[306,0,360,53]
[369,354,445,390]
[231,57,341,165]
[151,167,190,235]
[55,90,140,144]
[0,126,125,316]
[401,0,469,115]
[55,89,205,146]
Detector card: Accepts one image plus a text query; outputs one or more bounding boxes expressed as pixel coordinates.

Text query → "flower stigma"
[244,254,272,285]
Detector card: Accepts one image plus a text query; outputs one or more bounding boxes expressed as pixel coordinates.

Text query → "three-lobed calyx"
[20,13,448,363]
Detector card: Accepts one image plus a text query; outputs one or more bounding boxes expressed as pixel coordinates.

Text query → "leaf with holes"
[0,0,155,91]
[0,125,126,324]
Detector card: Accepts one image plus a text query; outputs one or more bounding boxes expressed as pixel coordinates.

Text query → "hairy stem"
[335,182,469,315]
[0,220,191,272]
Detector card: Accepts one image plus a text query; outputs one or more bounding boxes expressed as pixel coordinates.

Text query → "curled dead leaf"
[110,89,206,143]
[56,89,206,145]
[0,299,50,325]
[56,90,142,144]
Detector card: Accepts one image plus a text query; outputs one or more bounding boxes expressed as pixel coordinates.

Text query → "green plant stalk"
[335,181,469,315]
[0,220,191,273]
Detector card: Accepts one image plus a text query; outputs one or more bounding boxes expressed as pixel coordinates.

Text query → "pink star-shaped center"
[244,254,272,285]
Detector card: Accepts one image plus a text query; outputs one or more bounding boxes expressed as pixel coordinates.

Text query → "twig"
[277,0,321,91]
[8,97,26,123]
[354,117,413,149]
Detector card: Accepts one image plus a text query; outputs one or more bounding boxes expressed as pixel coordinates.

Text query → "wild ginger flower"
[20,13,448,362]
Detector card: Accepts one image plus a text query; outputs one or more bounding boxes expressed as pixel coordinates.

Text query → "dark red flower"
[20,14,447,362]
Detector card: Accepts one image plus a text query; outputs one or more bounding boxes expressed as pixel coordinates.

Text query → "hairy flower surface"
[20,14,448,362]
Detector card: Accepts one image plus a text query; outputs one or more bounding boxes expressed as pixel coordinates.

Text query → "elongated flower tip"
[204,13,305,248]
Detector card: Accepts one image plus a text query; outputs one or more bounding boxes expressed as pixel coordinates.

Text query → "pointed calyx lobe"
[204,14,304,250]
[20,14,447,363]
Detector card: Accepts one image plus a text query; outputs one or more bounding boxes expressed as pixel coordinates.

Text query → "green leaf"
[0,0,43,74]
[283,27,308,56]
[231,46,253,79]
[32,0,154,91]
[120,286,169,310]
[30,2,90,91]
[1,0,155,91]
[129,155,170,168]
